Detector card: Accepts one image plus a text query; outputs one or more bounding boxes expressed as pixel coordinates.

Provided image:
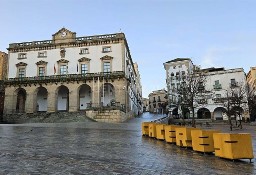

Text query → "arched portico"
[15,88,26,113]
[213,107,227,120]
[181,107,190,119]
[36,87,48,112]
[197,108,211,119]
[78,84,92,110]
[57,85,69,111]
[100,83,115,106]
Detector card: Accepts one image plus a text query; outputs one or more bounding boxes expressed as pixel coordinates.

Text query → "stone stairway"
[3,111,96,124]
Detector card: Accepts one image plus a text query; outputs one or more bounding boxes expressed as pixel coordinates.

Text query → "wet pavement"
[0,112,256,175]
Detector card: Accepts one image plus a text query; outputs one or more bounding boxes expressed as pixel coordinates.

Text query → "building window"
[102,46,111,53]
[80,48,89,54]
[216,94,221,98]
[230,79,236,86]
[177,83,180,89]
[36,60,48,76]
[60,65,67,75]
[81,64,88,74]
[38,51,47,58]
[38,67,45,76]
[103,62,111,73]
[18,68,26,78]
[18,53,27,59]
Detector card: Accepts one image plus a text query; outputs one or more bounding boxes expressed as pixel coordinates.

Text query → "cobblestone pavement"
[0,112,256,175]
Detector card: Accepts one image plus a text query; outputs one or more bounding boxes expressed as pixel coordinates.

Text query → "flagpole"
[92,77,94,105]
[103,76,104,106]
[98,77,100,106]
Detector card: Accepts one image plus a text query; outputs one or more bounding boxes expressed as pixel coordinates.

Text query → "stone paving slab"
[0,113,256,174]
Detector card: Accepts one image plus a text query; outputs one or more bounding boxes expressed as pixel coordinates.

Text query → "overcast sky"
[1,0,255,97]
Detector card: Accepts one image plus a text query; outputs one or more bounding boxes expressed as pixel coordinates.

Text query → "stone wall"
[2,111,95,124]
[86,109,133,123]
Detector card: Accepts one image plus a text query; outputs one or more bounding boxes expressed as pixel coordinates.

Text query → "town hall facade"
[4,28,142,122]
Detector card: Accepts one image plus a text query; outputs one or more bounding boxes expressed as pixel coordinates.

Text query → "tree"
[248,94,256,121]
[221,83,248,130]
[177,69,207,127]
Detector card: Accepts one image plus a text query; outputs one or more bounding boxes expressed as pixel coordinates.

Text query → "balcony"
[213,84,222,90]
[5,71,125,86]
[197,99,207,104]
[230,82,238,88]
[213,97,227,103]
[198,85,205,91]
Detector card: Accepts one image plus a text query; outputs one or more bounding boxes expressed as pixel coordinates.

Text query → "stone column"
[92,78,100,104]
[211,112,214,120]
[25,93,35,113]
[4,88,16,114]
[68,85,78,112]
[47,91,56,113]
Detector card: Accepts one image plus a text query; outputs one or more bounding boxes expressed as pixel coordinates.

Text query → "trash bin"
[148,123,157,138]
[191,129,219,153]
[213,133,254,161]
[155,124,166,140]
[164,125,178,143]
[175,127,200,147]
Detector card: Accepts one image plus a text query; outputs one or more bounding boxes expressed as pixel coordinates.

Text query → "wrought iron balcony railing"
[213,84,222,90]
[230,82,238,88]
[213,97,227,103]
[5,71,125,86]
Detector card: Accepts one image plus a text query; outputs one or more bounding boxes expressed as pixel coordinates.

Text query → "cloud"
[199,47,238,69]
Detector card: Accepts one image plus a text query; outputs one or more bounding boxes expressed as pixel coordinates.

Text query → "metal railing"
[213,84,222,90]
[86,102,126,112]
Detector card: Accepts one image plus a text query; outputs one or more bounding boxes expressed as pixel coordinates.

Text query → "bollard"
[148,123,157,138]
[191,129,219,153]
[155,124,166,140]
[141,122,151,136]
[213,133,254,161]
[164,125,178,143]
[175,127,200,147]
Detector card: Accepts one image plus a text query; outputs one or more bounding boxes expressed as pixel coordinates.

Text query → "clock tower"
[52,28,76,44]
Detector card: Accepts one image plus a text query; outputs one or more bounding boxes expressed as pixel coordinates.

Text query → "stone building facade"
[148,89,168,114]
[142,98,149,112]
[164,58,249,121]
[0,51,8,80]
[247,67,256,96]
[4,28,142,123]
[0,51,8,121]
[164,58,194,106]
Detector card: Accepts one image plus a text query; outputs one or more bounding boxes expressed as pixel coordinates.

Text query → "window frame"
[38,51,47,58]
[80,48,89,54]
[81,64,88,74]
[18,53,27,60]
[102,46,111,53]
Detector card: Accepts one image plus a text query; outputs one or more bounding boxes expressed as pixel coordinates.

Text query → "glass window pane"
[81,64,88,74]
[103,62,111,72]
[39,67,45,76]
[60,65,67,75]
[18,68,25,77]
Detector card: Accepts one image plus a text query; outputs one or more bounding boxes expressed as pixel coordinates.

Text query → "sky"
[1,0,256,98]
